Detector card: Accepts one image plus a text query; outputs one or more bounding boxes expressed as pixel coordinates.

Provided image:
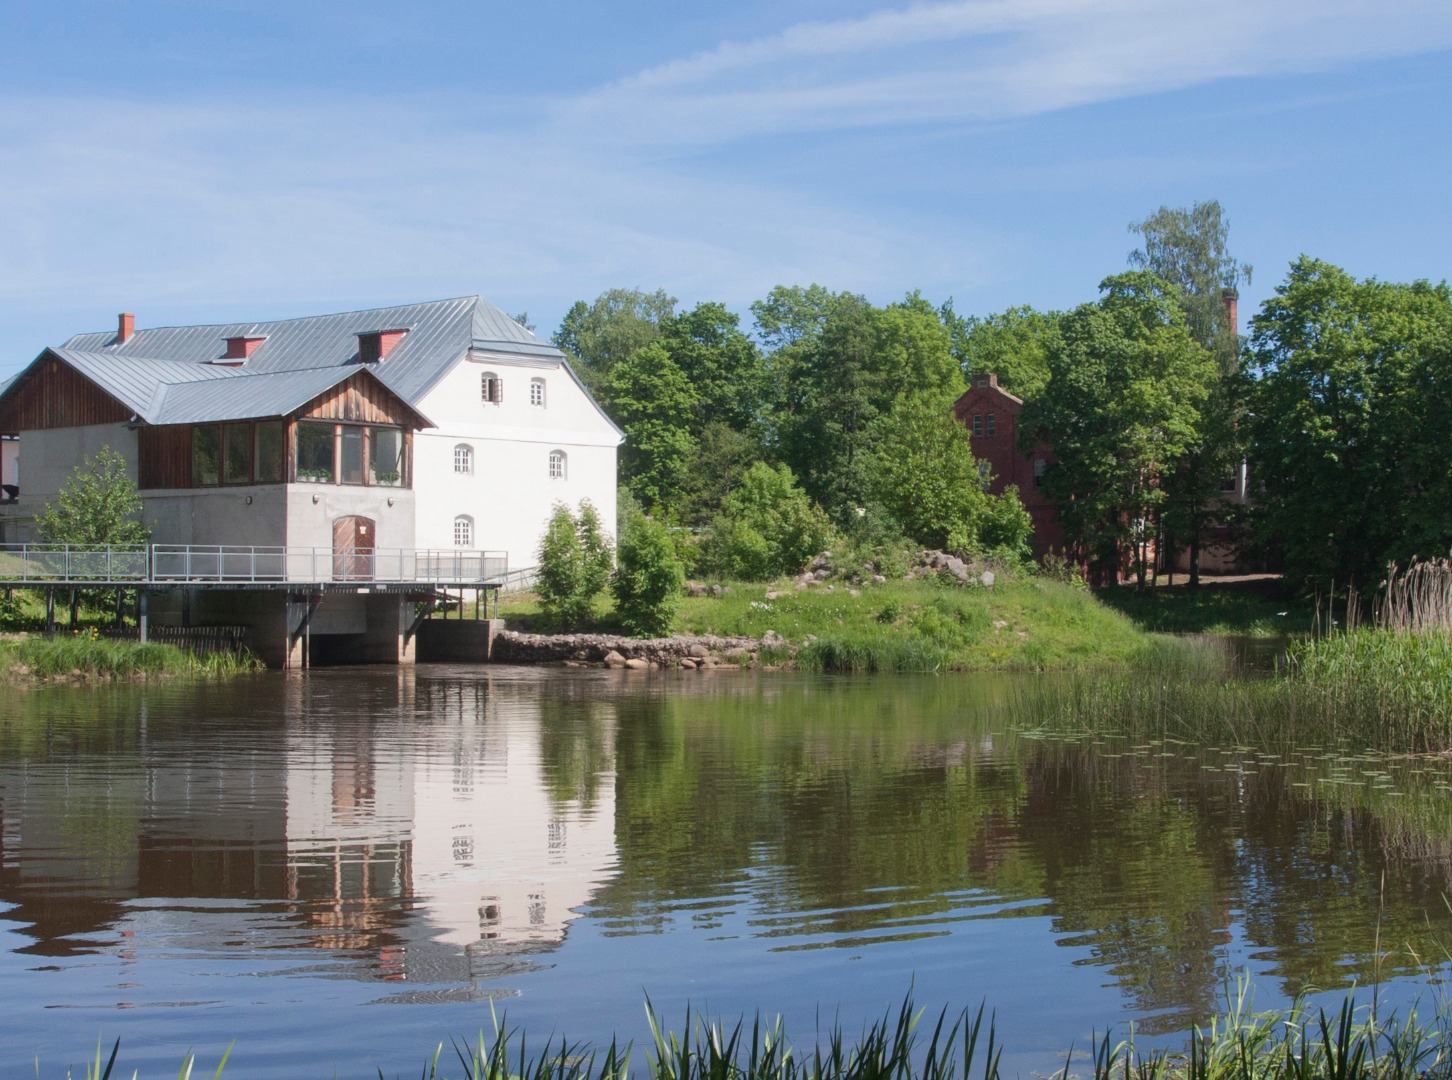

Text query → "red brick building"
[950,373,1065,558]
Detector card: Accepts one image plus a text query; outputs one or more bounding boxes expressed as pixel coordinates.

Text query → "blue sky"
[2,0,1450,377]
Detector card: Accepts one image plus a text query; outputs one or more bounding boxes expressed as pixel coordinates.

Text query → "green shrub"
[698,463,833,581]
[611,509,685,636]
[537,501,614,628]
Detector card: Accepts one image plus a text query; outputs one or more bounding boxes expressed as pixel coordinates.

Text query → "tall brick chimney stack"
[1220,288,1239,336]
[117,313,135,345]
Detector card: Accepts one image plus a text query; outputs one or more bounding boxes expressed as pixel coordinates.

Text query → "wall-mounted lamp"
[387,497,395,507]
[244,495,253,505]
[312,493,320,504]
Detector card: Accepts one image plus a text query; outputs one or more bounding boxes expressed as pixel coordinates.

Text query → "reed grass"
[0,632,261,681]
[1375,559,1452,633]
[48,987,1452,1080]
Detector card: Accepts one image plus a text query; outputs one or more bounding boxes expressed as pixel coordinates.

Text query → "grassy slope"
[501,578,1155,671]
[1095,577,1314,636]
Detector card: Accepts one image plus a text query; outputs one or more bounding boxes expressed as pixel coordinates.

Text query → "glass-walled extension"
[141,418,411,489]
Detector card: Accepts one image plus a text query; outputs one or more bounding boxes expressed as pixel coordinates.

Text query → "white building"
[0,297,621,572]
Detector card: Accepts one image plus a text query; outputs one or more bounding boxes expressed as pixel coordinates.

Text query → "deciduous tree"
[1128,201,1253,583]
[1246,258,1452,590]
[36,446,149,547]
[1021,273,1215,586]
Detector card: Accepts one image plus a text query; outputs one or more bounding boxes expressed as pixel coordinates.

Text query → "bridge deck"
[0,544,508,589]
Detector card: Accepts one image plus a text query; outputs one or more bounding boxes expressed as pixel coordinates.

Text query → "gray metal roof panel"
[152,367,387,425]
[46,348,241,421]
[61,296,559,407]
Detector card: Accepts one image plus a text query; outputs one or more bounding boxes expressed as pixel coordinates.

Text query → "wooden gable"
[296,370,428,429]
[0,354,131,433]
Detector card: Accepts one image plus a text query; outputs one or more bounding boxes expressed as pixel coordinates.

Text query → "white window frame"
[480,371,502,405]
[530,378,546,407]
[453,515,474,547]
[453,443,474,475]
[549,449,566,480]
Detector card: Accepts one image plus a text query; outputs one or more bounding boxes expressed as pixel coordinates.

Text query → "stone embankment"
[492,631,784,670]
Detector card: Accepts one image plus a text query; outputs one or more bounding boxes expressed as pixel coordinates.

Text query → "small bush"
[697,463,833,581]
[537,501,614,628]
[611,510,685,637]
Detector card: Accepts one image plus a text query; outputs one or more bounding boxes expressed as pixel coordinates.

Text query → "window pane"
[371,427,404,486]
[192,426,220,486]
[296,422,335,483]
[255,421,284,483]
[340,427,364,485]
[223,424,252,484]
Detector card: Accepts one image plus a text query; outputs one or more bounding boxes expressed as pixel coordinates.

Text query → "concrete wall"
[148,588,416,667]
[283,486,415,551]
[414,355,620,570]
[12,422,136,503]
[142,486,287,547]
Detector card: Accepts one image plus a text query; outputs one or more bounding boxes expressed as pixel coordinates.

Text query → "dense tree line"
[548,200,1452,593]
[550,284,1032,580]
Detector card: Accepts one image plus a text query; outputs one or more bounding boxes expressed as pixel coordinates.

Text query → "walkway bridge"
[0,544,510,668]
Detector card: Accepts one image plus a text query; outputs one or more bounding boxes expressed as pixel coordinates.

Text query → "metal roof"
[61,296,567,406]
[152,367,432,427]
[24,349,429,428]
[46,348,242,421]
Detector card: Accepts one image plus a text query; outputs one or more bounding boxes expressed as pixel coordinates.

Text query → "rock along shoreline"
[491,630,789,670]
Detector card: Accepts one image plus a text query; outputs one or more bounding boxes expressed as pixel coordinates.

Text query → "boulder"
[624,657,650,671]
[604,650,627,668]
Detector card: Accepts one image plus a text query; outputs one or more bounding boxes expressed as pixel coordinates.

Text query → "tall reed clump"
[1286,628,1452,749]
[1284,559,1452,750]
[49,988,1452,1080]
[0,632,261,681]
[795,635,956,674]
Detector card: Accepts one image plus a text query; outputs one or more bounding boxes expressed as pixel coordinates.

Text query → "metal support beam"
[404,599,437,648]
[138,591,148,644]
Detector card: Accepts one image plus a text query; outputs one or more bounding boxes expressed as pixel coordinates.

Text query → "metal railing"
[0,544,507,587]
[0,544,150,583]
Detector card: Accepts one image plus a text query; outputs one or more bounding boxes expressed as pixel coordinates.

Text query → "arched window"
[453,515,474,547]
[453,444,473,474]
[480,371,502,404]
[548,450,566,480]
[530,378,546,407]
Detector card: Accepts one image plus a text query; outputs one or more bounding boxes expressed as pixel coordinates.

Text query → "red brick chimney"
[117,312,135,345]
[224,335,266,360]
[1221,288,1239,336]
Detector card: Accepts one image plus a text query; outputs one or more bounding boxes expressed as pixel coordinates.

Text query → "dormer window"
[357,328,408,364]
[224,336,266,360]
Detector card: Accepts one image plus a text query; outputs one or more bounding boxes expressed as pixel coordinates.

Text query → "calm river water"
[3,665,1452,1078]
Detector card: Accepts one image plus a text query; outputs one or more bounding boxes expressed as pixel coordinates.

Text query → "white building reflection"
[281,672,620,983]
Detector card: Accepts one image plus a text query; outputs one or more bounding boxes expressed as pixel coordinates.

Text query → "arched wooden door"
[333,516,376,581]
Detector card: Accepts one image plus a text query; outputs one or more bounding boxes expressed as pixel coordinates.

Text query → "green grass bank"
[0,632,261,682]
[501,577,1160,672]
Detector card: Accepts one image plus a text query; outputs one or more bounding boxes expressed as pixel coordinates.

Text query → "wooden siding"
[298,372,422,427]
[0,357,130,432]
[138,426,193,489]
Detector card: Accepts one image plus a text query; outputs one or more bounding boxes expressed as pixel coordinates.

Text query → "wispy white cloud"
[563,0,1452,143]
